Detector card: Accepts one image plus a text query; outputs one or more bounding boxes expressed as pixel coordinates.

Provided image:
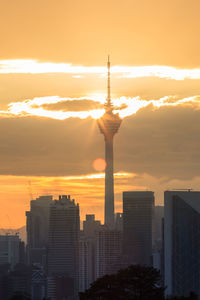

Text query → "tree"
[10,291,31,300]
[167,292,198,300]
[80,264,165,300]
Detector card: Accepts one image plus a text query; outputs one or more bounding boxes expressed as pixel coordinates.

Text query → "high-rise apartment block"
[164,190,200,297]
[47,195,80,299]
[123,191,154,266]
[26,195,52,267]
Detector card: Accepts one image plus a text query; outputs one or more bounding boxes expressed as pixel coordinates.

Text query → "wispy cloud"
[1,59,200,80]
[1,95,200,120]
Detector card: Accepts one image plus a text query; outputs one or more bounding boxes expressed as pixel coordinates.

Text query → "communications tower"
[97,57,122,228]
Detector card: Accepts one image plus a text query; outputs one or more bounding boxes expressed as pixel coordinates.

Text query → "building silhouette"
[26,195,52,267]
[153,205,164,246]
[47,195,80,300]
[79,234,95,292]
[115,212,123,231]
[164,190,200,298]
[83,214,101,238]
[95,227,122,279]
[0,235,22,270]
[79,215,101,292]
[97,57,122,228]
[123,191,154,266]
[31,265,46,300]
[7,264,32,300]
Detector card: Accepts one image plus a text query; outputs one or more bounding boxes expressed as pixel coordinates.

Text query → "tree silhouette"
[167,292,198,300]
[80,264,165,300]
[10,291,31,300]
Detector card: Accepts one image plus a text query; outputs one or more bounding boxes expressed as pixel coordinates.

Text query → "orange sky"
[1,0,200,67]
[1,0,200,227]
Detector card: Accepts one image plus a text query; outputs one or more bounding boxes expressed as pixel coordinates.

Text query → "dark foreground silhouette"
[79,265,198,300]
[9,265,198,300]
[79,264,165,300]
[167,292,198,300]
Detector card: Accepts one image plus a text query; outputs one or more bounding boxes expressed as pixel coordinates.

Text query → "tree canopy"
[80,264,165,300]
[167,292,198,300]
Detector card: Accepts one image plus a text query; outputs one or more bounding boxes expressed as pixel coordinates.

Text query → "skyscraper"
[26,195,52,267]
[97,57,122,228]
[123,191,154,266]
[164,190,200,297]
[79,215,101,292]
[95,228,122,279]
[79,234,95,292]
[47,195,80,299]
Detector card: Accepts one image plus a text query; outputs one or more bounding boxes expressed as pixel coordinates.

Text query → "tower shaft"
[105,136,114,227]
[97,57,122,228]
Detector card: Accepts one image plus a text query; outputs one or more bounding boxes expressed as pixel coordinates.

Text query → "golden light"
[92,158,107,171]
[1,59,200,80]
[0,95,200,120]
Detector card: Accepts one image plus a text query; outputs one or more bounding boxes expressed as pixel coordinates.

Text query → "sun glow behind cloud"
[1,95,200,120]
[1,59,200,80]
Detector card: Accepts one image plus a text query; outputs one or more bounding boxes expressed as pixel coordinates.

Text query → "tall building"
[164,190,200,297]
[26,195,52,267]
[79,234,95,292]
[79,215,101,292]
[97,57,122,228]
[47,195,80,300]
[153,205,164,246]
[95,227,122,279]
[123,191,154,266]
[31,265,46,300]
[83,214,101,238]
[0,235,22,269]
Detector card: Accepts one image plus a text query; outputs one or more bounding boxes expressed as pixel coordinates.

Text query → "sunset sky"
[1,0,200,228]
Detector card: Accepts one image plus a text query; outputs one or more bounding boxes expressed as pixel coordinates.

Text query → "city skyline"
[1,1,200,299]
[1,0,200,228]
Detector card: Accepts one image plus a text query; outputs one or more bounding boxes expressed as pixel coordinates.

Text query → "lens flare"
[92,158,106,171]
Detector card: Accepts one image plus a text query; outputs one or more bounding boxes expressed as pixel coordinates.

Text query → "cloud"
[117,104,200,180]
[1,60,200,80]
[1,95,200,121]
[3,96,105,120]
[0,102,200,181]
[42,99,104,112]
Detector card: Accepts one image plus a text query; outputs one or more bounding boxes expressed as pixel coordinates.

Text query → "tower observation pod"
[97,57,122,228]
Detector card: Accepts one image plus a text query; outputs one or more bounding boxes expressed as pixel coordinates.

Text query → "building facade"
[26,195,52,267]
[0,235,21,269]
[164,190,200,297]
[123,191,154,266]
[47,195,80,299]
[96,227,122,279]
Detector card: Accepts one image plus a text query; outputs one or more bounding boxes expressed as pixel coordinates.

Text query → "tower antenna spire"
[106,55,112,111]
